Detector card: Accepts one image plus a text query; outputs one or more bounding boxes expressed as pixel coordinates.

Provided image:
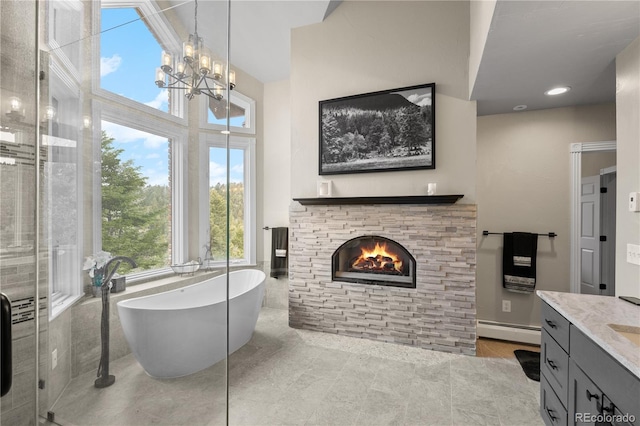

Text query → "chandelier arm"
[201,75,216,92]
[193,74,207,90]
[163,73,193,88]
[203,75,226,89]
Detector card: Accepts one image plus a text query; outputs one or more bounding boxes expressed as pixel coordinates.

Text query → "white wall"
[615,36,640,297]
[477,104,617,326]
[469,0,497,98]
[290,1,477,202]
[262,79,291,261]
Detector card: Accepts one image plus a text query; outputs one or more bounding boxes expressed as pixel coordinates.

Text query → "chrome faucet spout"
[102,256,136,287]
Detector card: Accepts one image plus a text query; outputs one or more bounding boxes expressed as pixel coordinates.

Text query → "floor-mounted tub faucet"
[95,256,136,388]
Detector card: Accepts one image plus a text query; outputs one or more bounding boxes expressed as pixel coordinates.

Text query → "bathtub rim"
[116,269,266,311]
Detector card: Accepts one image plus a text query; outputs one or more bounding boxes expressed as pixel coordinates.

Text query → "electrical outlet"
[502,300,511,313]
[627,244,640,266]
[52,349,57,370]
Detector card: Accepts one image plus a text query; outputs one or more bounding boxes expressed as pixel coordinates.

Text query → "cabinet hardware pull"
[586,390,599,401]
[546,408,557,422]
[545,319,557,329]
[547,359,558,370]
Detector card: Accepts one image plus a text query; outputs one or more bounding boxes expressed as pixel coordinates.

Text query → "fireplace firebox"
[332,236,416,288]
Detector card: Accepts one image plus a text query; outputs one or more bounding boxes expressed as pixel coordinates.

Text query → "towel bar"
[482,231,557,238]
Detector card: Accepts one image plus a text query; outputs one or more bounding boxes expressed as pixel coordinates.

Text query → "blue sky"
[100,7,243,187]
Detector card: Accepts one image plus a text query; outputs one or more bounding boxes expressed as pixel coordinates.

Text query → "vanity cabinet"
[540,301,640,426]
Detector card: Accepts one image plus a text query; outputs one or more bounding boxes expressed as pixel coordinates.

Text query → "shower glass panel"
[33,0,232,424]
[0,0,40,424]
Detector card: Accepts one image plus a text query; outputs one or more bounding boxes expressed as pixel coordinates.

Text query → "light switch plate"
[627,244,640,266]
[630,192,640,212]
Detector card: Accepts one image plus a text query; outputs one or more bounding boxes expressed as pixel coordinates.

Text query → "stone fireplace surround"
[289,201,477,355]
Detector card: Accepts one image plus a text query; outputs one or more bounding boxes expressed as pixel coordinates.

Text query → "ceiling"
[167,0,639,116]
[167,0,339,83]
[472,0,640,115]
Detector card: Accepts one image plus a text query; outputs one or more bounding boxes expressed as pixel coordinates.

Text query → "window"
[90,0,189,280]
[200,91,256,134]
[95,0,184,119]
[47,0,83,79]
[44,60,84,319]
[199,134,256,266]
[100,121,171,272]
[94,104,188,279]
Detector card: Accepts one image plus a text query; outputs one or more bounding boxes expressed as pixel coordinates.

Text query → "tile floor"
[51,308,542,426]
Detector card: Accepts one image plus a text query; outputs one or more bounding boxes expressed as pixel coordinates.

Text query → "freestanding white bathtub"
[117,269,266,378]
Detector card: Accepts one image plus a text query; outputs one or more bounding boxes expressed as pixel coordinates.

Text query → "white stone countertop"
[537,291,640,379]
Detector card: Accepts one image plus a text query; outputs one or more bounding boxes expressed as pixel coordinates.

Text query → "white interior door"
[580,175,600,294]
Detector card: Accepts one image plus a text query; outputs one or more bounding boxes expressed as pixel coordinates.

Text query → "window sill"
[50,293,83,321]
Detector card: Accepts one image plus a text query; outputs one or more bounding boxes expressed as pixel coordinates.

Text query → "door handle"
[545,319,557,329]
[547,359,558,370]
[586,389,599,401]
[546,408,558,422]
[1,292,12,397]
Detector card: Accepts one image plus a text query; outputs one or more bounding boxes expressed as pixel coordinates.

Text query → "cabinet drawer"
[542,329,569,407]
[541,374,568,426]
[542,302,570,351]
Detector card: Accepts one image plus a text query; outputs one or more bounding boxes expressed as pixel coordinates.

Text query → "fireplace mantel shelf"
[293,194,464,206]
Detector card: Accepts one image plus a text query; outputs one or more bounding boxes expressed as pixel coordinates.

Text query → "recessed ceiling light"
[513,105,528,111]
[545,86,571,96]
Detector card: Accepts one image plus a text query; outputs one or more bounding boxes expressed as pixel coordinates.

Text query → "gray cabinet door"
[568,359,601,425]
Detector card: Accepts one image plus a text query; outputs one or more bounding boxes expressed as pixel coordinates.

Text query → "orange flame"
[352,242,403,273]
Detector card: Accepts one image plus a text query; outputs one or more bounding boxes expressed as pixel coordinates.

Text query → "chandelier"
[155,0,235,100]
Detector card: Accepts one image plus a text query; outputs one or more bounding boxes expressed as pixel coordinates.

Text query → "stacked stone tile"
[289,202,477,355]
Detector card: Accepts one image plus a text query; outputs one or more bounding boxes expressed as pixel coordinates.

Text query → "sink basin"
[608,324,640,347]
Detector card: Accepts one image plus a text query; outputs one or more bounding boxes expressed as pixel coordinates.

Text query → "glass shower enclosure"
[0,0,235,424]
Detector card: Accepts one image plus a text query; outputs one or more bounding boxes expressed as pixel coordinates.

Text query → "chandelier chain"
[194,0,198,36]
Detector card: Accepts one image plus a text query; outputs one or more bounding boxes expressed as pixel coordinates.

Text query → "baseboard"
[477,320,541,345]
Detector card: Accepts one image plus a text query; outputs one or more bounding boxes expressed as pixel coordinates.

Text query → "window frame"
[199,133,256,267]
[92,0,186,123]
[92,100,189,281]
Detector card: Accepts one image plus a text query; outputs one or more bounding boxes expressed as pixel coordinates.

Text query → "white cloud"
[208,162,242,186]
[146,153,160,159]
[209,161,226,186]
[144,90,169,110]
[100,55,122,77]
[144,167,168,187]
[101,121,168,150]
[231,164,244,175]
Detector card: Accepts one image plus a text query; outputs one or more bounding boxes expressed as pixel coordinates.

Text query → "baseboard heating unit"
[477,320,541,345]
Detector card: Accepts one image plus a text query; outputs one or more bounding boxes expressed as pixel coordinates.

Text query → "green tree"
[209,182,245,260]
[101,132,169,272]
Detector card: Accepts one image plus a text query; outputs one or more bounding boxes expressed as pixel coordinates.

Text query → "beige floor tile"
[52,307,542,426]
